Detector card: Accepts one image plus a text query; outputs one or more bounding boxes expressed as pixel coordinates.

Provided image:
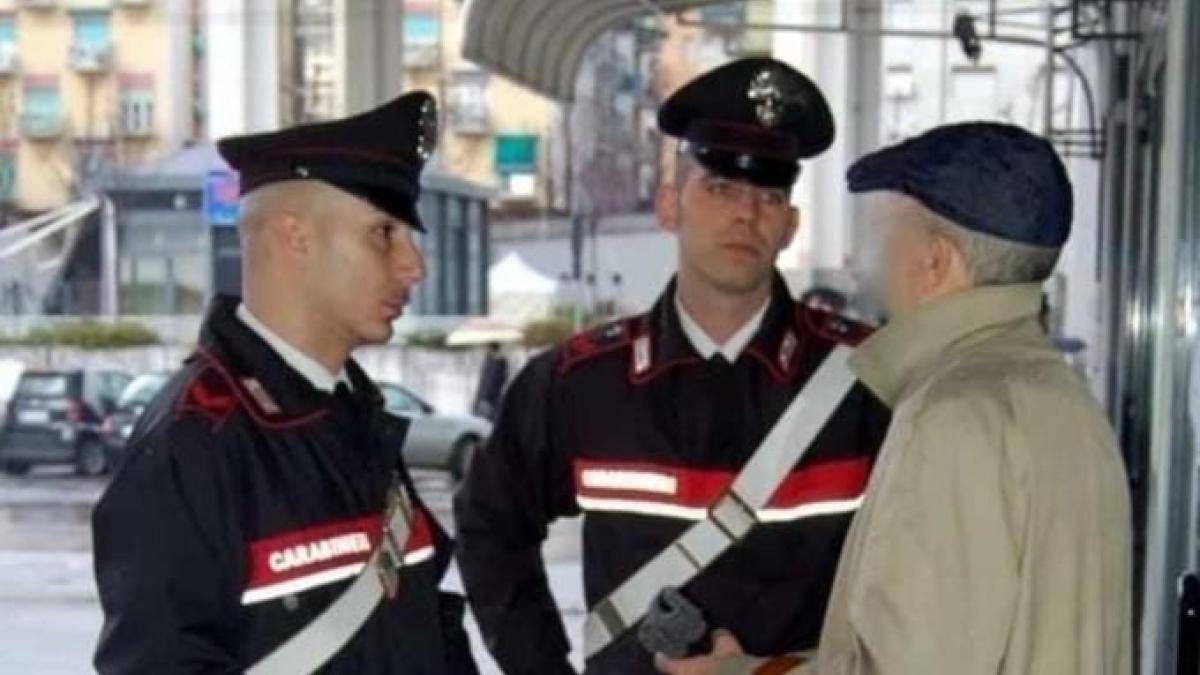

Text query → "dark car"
[0,369,132,476]
[100,372,171,462]
[378,382,492,480]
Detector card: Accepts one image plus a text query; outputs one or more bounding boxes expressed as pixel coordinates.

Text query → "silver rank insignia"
[376,475,415,600]
[747,68,785,128]
[241,378,281,415]
[778,331,798,371]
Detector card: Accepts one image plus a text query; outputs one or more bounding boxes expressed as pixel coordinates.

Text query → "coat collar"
[630,274,803,383]
[197,295,382,420]
[235,303,352,393]
[850,283,1043,407]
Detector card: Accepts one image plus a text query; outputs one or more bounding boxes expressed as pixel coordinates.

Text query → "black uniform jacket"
[93,296,476,674]
[454,276,891,674]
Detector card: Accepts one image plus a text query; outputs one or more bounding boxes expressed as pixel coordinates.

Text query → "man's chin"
[355,322,395,347]
[705,269,774,296]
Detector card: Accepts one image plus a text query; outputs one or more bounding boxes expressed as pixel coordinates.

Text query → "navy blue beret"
[847,122,1072,248]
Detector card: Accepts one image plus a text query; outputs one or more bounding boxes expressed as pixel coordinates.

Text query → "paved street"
[0,468,585,674]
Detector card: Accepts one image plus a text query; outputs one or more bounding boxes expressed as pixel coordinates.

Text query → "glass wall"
[116,194,209,315]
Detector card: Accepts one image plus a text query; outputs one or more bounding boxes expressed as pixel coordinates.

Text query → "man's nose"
[733,187,762,223]
[393,238,426,284]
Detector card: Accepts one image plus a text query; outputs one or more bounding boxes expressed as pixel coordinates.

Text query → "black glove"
[637,587,709,659]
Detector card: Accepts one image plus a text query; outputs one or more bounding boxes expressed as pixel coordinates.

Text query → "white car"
[377,382,492,480]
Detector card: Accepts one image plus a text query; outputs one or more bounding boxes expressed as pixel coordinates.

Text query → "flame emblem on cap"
[747,69,784,128]
[416,99,439,161]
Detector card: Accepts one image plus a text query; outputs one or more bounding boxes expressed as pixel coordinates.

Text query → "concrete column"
[205,0,281,138]
[772,0,883,292]
[335,0,405,115]
[845,0,883,284]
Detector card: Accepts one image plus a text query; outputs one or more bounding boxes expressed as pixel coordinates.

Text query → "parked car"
[378,382,491,480]
[98,374,489,480]
[101,372,171,461]
[0,369,132,476]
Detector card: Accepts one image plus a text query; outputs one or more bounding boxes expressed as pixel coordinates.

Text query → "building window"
[119,75,155,137]
[494,133,538,198]
[416,194,441,315]
[0,15,15,44]
[72,11,111,48]
[21,78,61,137]
[0,15,16,74]
[70,11,111,72]
[466,200,484,314]
[24,82,59,113]
[698,4,745,23]
[444,197,464,313]
[403,0,439,68]
[121,90,154,137]
[448,70,490,134]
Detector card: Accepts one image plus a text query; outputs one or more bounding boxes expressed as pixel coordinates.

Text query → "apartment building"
[0,0,196,212]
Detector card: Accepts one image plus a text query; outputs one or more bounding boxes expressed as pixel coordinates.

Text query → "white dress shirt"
[674,293,770,362]
[236,304,350,393]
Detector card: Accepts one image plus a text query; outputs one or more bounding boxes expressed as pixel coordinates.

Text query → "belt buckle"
[708,490,757,542]
[376,528,402,600]
[376,482,415,600]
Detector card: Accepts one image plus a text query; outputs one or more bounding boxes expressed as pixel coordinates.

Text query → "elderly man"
[658,122,1132,675]
[92,93,476,674]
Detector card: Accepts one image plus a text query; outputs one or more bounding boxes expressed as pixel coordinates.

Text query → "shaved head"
[239,180,360,245]
[235,179,425,371]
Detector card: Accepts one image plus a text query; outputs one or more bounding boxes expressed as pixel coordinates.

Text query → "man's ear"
[274,210,314,258]
[656,183,681,234]
[927,230,969,292]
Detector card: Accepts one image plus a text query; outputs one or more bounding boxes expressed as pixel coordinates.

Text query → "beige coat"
[722,284,1131,675]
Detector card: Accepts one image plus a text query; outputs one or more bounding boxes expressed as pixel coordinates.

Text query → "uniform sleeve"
[453,351,579,674]
[92,417,245,675]
[842,393,1023,675]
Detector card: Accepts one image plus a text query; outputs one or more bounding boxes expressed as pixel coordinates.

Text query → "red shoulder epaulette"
[560,318,634,374]
[176,350,328,432]
[799,305,875,347]
[175,363,240,431]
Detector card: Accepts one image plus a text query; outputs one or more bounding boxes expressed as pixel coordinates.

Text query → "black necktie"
[332,382,358,419]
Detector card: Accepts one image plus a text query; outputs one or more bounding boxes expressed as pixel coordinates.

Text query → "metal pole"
[1043,0,1056,136]
[100,196,118,316]
[1145,0,1200,669]
[676,17,1049,47]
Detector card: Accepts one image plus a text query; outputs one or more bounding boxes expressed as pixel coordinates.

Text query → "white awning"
[489,252,559,295]
[461,0,729,101]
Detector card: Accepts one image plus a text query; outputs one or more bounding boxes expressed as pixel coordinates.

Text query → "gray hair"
[924,210,1062,286]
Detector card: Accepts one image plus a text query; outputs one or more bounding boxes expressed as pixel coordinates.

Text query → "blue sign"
[204,170,240,226]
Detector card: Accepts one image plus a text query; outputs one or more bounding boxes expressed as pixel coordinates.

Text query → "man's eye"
[763,191,787,206]
[706,180,732,195]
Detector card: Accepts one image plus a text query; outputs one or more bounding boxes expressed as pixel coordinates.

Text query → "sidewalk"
[0,548,586,675]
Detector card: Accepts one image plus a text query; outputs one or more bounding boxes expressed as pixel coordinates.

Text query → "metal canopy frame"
[461,0,731,101]
[460,0,1135,158]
